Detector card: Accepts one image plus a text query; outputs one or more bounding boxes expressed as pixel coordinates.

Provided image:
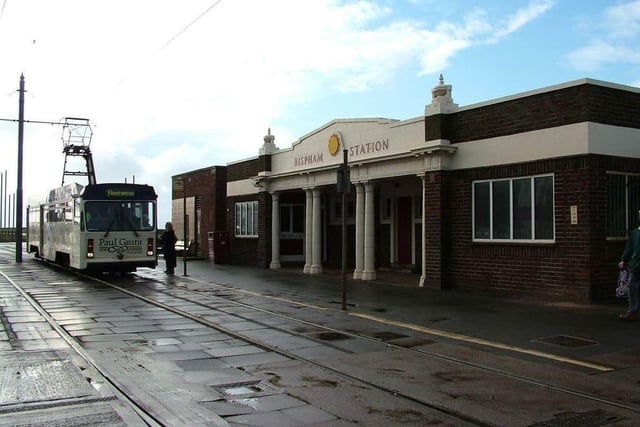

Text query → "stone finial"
[264,128,275,145]
[426,74,458,116]
[260,127,279,155]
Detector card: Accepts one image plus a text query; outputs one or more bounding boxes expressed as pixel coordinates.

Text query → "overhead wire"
[155,0,224,54]
[115,0,224,87]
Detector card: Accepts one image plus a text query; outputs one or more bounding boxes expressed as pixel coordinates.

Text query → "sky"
[1,0,639,226]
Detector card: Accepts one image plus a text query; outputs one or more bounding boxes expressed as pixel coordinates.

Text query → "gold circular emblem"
[328,134,340,156]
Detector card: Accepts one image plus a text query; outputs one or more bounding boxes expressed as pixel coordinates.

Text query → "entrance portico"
[254,78,460,285]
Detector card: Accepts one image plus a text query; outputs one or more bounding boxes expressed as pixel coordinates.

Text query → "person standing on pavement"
[618,212,640,321]
[162,222,177,275]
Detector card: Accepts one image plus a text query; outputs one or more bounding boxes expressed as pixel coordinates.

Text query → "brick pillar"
[258,191,270,268]
[424,171,445,289]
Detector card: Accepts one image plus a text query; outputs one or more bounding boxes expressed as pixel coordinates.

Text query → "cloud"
[492,0,556,40]
[604,0,640,39]
[0,0,554,223]
[567,1,640,71]
[567,40,640,71]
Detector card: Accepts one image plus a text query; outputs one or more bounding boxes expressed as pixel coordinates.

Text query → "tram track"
[0,268,164,427]
[123,271,640,416]
[0,255,489,426]
[1,249,639,426]
[86,272,495,426]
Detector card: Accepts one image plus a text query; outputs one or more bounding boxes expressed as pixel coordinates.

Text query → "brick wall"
[226,158,267,266]
[424,171,446,289]
[590,156,640,302]
[439,154,639,303]
[227,158,262,181]
[172,166,226,257]
[227,194,259,266]
[426,83,640,143]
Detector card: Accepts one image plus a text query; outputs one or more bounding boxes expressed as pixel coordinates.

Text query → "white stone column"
[270,192,281,269]
[303,188,313,273]
[310,188,323,274]
[362,182,376,280]
[419,175,426,286]
[353,183,364,279]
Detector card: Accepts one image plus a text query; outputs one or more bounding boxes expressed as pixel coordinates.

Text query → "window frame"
[280,203,305,239]
[606,171,640,240]
[472,173,555,243]
[330,197,355,225]
[235,200,259,238]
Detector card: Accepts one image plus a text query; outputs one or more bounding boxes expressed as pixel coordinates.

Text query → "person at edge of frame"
[161,222,177,275]
[618,210,640,321]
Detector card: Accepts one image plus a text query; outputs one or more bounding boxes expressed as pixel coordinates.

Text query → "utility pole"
[183,174,188,276]
[16,74,25,262]
[3,170,7,228]
[0,170,4,227]
[337,147,350,311]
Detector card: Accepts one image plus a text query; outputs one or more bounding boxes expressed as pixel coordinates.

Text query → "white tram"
[28,182,158,272]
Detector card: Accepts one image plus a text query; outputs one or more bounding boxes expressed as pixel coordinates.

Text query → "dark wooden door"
[397,197,412,265]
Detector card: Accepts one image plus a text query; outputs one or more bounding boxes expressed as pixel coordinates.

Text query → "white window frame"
[472,173,555,243]
[235,201,258,238]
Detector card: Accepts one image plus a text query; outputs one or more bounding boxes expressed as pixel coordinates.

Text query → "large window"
[607,172,640,238]
[473,174,554,241]
[85,201,155,232]
[235,201,258,237]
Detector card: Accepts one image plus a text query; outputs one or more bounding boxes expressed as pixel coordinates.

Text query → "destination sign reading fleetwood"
[106,189,135,198]
[293,133,390,168]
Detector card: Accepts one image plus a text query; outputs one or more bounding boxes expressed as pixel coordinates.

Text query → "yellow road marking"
[351,312,615,372]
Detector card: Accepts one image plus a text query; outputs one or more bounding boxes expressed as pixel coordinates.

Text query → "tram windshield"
[85,201,155,232]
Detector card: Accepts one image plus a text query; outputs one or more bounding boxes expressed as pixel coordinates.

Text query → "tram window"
[64,200,74,222]
[85,201,155,232]
[74,199,81,224]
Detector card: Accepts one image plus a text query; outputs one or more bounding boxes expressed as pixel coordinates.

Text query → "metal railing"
[0,228,17,242]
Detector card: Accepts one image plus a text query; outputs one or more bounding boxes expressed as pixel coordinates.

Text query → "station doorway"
[397,197,413,265]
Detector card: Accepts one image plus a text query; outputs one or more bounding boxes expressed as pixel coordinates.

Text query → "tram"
[28,182,158,272]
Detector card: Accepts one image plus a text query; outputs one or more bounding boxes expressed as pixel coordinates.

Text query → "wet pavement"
[170,258,638,366]
[1,250,639,426]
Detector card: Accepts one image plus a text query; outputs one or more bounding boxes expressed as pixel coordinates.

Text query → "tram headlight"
[87,238,94,258]
[147,238,154,256]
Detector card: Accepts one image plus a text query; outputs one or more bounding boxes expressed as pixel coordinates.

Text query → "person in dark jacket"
[618,213,640,321]
[162,222,177,275]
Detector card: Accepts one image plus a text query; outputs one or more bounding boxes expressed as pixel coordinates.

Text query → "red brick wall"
[427,83,640,143]
[226,158,268,266]
[172,166,226,257]
[591,156,640,302]
[438,155,639,303]
[424,171,445,289]
[227,158,262,181]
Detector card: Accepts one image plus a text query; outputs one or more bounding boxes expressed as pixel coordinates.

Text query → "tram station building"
[172,77,640,304]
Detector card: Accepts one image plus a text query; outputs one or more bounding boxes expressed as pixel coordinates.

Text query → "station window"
[235,201,258,237]
[473,174,554,242]
[414,194,423,220]
[331,199,355,224]
[381,197,392,220]
[280,204,304,234]
[607,172,640,239]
